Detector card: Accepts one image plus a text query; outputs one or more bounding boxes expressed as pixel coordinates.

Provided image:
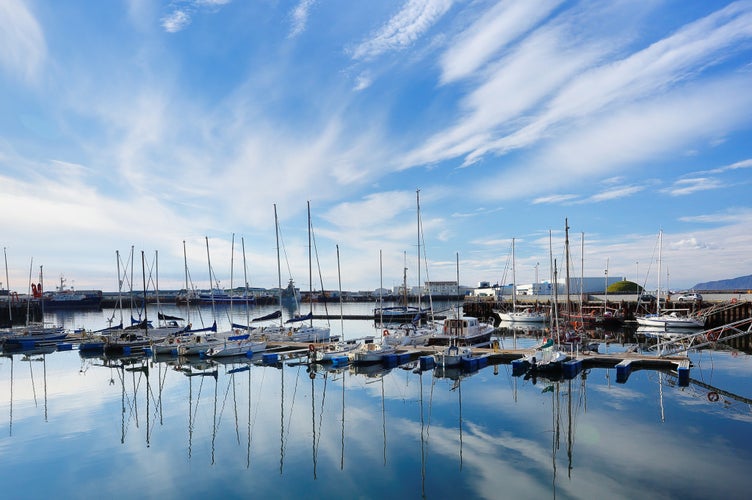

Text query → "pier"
[264,340,692,385]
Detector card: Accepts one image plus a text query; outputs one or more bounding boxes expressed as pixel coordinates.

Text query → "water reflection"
[1,331,751,498]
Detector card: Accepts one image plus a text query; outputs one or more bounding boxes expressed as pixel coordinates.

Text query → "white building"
[474,277,626,297]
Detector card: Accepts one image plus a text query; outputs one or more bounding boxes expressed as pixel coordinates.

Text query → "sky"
[1,0,752,295]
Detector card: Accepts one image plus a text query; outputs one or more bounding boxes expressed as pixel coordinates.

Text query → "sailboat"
[374,190,430,325]
[2,264,68,350]
[201,236,266,358]
[311,245,358,363]
[635,230,705,329]
[261,203,331,343]
[434,254,475,367]
[497,238,548,323]
[519,226,569,373]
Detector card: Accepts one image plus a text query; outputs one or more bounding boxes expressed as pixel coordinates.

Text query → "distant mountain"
[692,275,752,291]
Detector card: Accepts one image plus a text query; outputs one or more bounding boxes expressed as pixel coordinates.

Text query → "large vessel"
[42,276,102,310]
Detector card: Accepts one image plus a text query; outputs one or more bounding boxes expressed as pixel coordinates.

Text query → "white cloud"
[161,0,232,33]
[476,73,752,203]
[162,9,191,32]
[0,0,46,82]
[351,0,454,60]
[440,0,563,84]
[289,0,316,38]
[662,177,724,196]
[406,1,752,170]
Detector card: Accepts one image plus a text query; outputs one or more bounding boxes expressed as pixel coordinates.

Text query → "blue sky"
[1,0,751,294]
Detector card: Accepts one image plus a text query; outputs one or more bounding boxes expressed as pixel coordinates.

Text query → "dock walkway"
[265,341,691,384]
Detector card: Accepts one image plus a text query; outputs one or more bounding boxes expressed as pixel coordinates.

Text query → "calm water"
[1,303,751,499]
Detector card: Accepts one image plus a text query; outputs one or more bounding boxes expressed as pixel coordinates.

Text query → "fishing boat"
[425,316,494,347]
[42,276,102,310]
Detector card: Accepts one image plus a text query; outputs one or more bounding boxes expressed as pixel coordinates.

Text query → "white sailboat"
[497,238,548,323]
[635,230,705,329]
[262,203,331,343]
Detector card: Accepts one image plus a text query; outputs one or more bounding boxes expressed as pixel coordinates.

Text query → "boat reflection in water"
[0,318,751,499]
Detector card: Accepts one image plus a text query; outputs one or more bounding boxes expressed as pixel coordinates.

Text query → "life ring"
[308,344,315,352]
[707,392,719,402]
[707,330,720,342]
[383,329,389,336]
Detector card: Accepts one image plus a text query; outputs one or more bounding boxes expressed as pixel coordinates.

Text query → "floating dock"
[266,341,691,385]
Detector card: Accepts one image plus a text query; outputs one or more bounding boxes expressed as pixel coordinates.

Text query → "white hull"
[434,345,472,367]
[312,342,358,362]
[635,314,705,329]
[206,339,267,358]
[498,310,548,323]
[523,348,568,371]
[351,342,396,363]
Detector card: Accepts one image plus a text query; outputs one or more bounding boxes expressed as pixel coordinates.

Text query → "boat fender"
[308,344,315,352]
[383,330,389,336]
[309,371,316,379]
[707,392,719,402]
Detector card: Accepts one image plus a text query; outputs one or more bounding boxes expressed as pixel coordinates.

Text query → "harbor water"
[1,302,751,499]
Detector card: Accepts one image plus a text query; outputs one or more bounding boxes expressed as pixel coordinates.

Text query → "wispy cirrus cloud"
[662,177,724,196]
[532,194,579,205]
[0,0,46,82]
[351,0,454,60]
[440,0,563,84]
[701,157,752,174]
[679,207,752,224]
[584,185,645,203]
[289,0,316,38]
[161,0,232,33]
[407,1,752,172]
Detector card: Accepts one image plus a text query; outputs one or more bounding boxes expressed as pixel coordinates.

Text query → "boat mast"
[307,201,313,327]
[564,218,571,317]
[657,229,663,316]
[379,249,383,327]
[141,251,148,336]
[205,237,216,321]
[511,238,517,311]
[4,247,11,323]
[155,250,162,327]
[549,230,555,331]
[230,233,235,326]
[604,258,609,316]
[337,244,343,341]
[579,232,584,317]
[182,242,191,326]
[242,237,251,330]
[274,204,283,329]
[416,189,421,323]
